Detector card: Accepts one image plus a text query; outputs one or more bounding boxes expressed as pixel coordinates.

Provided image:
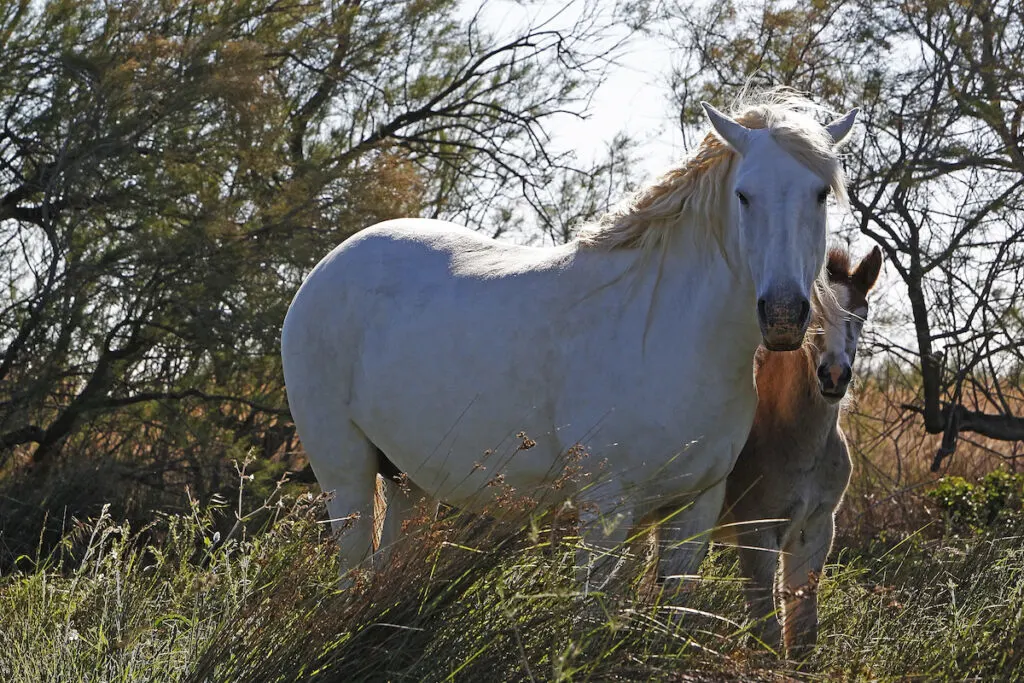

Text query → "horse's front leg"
[781,511,834,659]
[574,481,632,595]
[656,482,727,594]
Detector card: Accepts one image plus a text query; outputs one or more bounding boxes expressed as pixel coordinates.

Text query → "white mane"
[576,89,849,255]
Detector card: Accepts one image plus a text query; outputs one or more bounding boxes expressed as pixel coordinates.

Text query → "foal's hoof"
[785,642,817,665]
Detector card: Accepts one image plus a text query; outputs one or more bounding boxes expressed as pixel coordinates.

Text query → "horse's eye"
[735,190,749,206]
[817,187,831,204]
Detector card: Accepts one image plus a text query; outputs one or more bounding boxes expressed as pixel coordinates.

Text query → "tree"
[662,0,1024,469]
[0,0,639,511]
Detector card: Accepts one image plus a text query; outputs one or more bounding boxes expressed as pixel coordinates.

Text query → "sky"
[460,0,683,179]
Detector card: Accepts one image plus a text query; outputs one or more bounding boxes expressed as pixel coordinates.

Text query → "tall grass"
[3,376,1024,681]
[2,476,1023,682]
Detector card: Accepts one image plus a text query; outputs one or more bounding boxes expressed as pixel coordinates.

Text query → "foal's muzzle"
[757,292,811,351]
[817,362,852,400]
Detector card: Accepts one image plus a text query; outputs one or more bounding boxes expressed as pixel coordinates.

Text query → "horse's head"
[702,101,858,351]
[811,246,882,402]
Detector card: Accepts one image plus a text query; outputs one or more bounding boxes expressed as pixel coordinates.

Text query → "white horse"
[281,90,859,584]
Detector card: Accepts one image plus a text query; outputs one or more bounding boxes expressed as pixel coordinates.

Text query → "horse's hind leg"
[780,512,834,658]
[377,473,438,565]
[296,415,380,576]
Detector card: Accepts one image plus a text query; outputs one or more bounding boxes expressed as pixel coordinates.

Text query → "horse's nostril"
[798,299,810,327]
[757,298,767,324]
[840,366,852,384]
[817,364,830,381]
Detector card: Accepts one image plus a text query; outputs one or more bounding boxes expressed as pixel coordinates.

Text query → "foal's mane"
[576,89,849,255]
[810,264,846,331]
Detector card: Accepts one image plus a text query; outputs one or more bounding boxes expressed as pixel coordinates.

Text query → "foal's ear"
[702,102,751,155]
[826,247,851,283]
[852,245,883,292]
[825,108,859,147]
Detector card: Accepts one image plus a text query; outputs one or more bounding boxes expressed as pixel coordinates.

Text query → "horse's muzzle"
[757,294,810,351]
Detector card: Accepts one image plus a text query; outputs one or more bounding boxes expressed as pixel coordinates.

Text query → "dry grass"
[2,374,1024,680]
[838,374,1020,545]
[3,474,1024,682]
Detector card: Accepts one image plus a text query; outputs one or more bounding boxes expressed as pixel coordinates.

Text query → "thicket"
[0,0,635,562]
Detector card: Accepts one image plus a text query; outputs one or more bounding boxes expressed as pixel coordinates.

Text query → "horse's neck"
[655,236,760,353]
[754,347,839,429]
[571,231,761,372]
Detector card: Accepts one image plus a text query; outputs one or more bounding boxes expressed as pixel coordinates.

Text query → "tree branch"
[903,401,1024,471]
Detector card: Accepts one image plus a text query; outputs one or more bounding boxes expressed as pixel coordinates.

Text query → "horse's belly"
[350,374,563,505]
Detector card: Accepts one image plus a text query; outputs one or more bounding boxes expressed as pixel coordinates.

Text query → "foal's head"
[811,246,882,402]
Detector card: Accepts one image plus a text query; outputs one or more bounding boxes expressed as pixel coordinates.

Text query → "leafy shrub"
[926,470,1024,534]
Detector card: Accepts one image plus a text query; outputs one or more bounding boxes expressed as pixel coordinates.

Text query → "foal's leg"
[656,483,727,594]
[780,512,834,659]
[377,474,438,565]
[736,525,784,649]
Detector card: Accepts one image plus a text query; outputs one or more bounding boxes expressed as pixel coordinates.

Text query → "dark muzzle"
[757,293,810,351]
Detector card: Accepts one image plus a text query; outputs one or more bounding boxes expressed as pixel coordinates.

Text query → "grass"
[3,476,1024,682]
[3,377,1024,681]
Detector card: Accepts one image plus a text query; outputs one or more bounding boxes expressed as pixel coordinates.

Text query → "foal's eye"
[817,187,831,204]
[735,190,749,206]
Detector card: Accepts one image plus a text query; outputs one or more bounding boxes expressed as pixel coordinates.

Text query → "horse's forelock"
[733,102,848,206]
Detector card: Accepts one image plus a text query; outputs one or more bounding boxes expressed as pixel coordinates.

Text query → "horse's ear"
[825,108,859,147]
[852,245,883,292]
[701,102,750,155]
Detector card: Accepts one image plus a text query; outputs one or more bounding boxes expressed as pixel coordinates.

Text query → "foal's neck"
[754,345,839,429]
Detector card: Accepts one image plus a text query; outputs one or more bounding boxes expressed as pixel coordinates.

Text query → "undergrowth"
[2,467,1024,682]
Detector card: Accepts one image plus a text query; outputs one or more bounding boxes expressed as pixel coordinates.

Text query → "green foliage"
[0,0,637,538]
[926,471,1024,534]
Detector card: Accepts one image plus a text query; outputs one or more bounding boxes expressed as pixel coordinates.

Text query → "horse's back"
[284,218,573,355]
